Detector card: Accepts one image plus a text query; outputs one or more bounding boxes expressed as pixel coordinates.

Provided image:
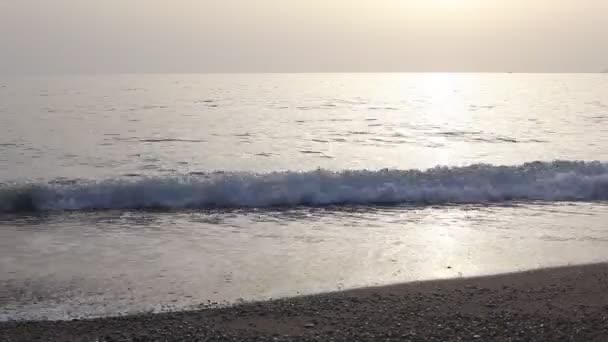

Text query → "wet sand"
[2,263,608,341]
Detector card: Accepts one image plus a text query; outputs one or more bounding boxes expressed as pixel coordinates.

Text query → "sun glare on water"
[386,0,483,16]
[414,0,480,9]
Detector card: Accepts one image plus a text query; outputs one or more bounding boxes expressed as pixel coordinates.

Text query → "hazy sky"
[1,0,607,73]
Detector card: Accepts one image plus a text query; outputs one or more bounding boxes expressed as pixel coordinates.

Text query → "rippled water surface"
[1,73,608,320]
[2,73,607,179]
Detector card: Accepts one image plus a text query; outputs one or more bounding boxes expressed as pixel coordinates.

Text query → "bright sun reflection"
[389,0,483,19]
[412,0,480,9]
[430,0,470,6]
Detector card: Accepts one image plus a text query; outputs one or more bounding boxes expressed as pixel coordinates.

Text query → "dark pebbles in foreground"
[2,263,608,341]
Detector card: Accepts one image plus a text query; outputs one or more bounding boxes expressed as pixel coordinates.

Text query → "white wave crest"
[1,161,608,212]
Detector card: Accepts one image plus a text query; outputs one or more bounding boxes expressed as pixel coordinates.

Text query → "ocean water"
[1,73,608,320]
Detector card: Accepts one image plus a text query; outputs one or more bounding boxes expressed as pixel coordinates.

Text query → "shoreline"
[2,263,608,341]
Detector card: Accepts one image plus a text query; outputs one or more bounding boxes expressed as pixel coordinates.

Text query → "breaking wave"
[1,161,608,212]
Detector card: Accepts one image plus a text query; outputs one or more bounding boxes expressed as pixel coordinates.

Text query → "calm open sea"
[1,73,608,320]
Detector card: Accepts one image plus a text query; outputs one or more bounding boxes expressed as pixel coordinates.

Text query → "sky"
[0,0,607,74]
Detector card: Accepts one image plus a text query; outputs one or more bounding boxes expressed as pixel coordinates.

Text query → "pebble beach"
[2,263,608,342]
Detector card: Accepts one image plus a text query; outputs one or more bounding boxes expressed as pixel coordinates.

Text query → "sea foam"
[1,161,607,212]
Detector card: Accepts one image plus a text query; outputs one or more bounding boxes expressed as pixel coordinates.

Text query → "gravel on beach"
[2,263,608,342]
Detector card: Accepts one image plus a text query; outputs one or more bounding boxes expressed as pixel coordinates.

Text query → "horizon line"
[1,71,607,77]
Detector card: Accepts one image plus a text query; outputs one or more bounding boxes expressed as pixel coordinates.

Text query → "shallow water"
[1,73,608,320]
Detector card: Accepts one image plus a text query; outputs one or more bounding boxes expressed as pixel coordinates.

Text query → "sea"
[1,73,608,321]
